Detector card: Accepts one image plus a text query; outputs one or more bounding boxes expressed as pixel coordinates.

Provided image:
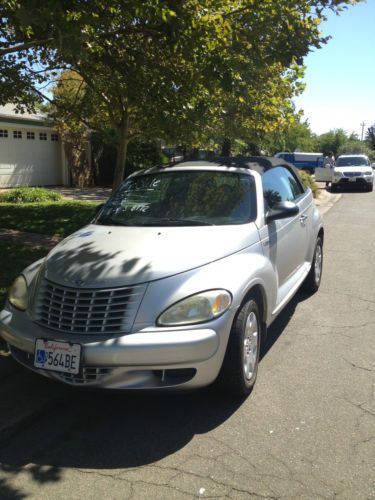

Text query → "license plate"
[34,339,81,374]
[349,177,357,182]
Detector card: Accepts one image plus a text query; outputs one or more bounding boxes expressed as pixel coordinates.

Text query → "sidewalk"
[314,182,342,216]
[47,186,111,202]
[0,227,62,249]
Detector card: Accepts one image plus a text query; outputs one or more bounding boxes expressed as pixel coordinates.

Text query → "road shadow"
[0,478,26,500]
[0,384,245,497]
[261,289,310,360]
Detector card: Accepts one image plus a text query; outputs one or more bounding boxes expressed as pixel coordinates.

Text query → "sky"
[293,0,375,137]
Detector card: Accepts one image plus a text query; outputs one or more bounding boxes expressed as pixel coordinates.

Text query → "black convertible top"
[170,156,298,176]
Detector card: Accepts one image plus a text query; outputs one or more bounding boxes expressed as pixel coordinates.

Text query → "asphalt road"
[1,187,374,500]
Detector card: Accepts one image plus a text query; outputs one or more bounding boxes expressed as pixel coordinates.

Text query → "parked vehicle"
[316,154,374,192]
[274,152,324,173]
[0,157,324,396]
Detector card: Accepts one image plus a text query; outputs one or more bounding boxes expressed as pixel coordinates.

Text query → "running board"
[271,262,311,319]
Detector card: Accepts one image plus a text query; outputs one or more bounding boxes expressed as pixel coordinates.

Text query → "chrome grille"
[57,367,112,385]
[344,172,360,177]
[34,279,146,334]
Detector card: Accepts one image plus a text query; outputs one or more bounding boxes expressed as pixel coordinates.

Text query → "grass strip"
[0,201,98,238]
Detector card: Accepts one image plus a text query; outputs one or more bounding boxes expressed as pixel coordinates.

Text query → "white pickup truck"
[315,154,374,192]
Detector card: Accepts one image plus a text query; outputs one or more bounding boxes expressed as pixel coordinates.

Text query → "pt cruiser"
[0,158,324,396]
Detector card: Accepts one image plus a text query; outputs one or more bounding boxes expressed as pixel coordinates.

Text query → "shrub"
[0,187,63,203]
[298,171,319,199]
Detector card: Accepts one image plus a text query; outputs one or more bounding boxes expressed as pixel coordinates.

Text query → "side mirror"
[266,201,299,224]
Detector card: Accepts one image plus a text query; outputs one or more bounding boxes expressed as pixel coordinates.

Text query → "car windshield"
[95,170,256,226]
[337,157,369,167]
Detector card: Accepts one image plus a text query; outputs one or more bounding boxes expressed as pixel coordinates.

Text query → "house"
[0,104,69,187]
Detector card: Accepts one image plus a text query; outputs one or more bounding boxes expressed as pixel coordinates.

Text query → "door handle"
[299,214,308,225]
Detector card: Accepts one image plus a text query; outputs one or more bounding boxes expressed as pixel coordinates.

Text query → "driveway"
[0,187,374,499]
[47,186,112,202]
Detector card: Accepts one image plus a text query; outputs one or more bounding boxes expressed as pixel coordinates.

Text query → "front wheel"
[217,298,262,397]
[302,236,323,293]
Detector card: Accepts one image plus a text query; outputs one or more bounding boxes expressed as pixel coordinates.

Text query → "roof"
[0,104,53,129]
[337,153,368,157]
[0,104,47,122]
[170,156,295,176]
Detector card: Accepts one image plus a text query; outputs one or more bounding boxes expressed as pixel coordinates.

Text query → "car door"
[315,160,333,182]
[258,166,310,291]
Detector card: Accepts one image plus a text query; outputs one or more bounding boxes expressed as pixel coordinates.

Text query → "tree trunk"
[63,134,94,188]
[112,116,130,191]
[221,138,231,157]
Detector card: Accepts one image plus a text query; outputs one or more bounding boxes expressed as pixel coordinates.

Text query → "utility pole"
[360,121,366,141]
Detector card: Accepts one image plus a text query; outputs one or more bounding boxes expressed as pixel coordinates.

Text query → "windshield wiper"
[142,218,214,226]
[95,217,127,226]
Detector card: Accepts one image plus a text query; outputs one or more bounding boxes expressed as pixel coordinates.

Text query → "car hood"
[43,223,260,288]
[335,166,373,174]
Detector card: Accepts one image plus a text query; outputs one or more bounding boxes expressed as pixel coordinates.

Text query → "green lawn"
[0,200,99,237]
[0,201,100,308]
[0,241,49,308]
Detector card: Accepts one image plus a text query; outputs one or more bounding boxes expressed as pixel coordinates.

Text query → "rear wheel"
[302,236,323,293]
[217,298,262,397]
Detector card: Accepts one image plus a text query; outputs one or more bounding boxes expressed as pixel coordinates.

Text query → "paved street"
[1,188,374,500]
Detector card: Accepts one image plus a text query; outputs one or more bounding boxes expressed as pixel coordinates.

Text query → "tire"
[302,236,323,293]
[217,297,262,397]
[331,184,337,193]
[368,183,373,192]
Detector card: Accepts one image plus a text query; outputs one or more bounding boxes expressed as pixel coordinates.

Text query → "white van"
[274,152,324,173]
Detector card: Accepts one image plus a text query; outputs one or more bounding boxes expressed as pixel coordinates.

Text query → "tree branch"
[0,38,53,56]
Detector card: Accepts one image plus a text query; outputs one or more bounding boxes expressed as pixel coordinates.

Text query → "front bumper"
[332,176,373,187]
[0,306,233,390]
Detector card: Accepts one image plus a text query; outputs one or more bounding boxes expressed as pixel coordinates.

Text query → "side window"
[283,168,305,199]
[262,167,299,209]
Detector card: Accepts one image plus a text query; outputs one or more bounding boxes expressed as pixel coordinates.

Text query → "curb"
[314,187,342,216]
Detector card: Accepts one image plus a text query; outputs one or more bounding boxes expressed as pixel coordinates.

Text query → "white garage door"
[0,126,62,187]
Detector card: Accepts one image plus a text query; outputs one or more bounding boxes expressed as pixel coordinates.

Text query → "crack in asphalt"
[73,465,271,499]
[342,358,374,372]
[340,397,375,419]
[310,321,375,330]
[320,290,375,307]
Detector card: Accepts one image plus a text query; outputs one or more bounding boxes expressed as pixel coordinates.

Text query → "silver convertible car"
[0,157,324,396]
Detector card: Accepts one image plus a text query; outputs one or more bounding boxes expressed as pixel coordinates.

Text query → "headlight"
[364,171,373,176]
[158,290,232,326]
[333,171,342,178]
[8,275,28,311]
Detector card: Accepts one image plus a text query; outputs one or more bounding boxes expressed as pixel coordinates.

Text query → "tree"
[1,0,362,188]
[315,129,349,156]
[49,71,95,187]
[260,114,317,154]
[366,126,375,150]
[337,138,374,159]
